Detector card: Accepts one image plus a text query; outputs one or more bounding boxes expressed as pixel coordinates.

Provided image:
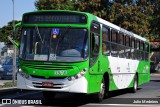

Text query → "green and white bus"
[15,10,150,102]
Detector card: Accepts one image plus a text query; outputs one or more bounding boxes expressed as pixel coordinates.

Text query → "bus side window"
[140,41,145,61]
[144,43,149,61]
[102,26,110,56]
[118,33,125,58]
[111,29,118,57]
[92,33,99,55]
[125,35,131,59]
[136,39,140,60]
[131,38,136,60]
[90,22,100,66]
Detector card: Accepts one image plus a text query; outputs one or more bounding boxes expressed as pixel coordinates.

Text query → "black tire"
[93,78,106,102]
[131,75,138,93]
[42,91,56,101]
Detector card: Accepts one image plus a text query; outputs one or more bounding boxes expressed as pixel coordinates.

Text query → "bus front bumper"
[16,73,88,93]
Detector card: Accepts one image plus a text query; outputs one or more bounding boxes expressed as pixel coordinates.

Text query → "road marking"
[0,104,5,106]
[20,105,36,107]
[0,105,35,107]
[87,104,160,107]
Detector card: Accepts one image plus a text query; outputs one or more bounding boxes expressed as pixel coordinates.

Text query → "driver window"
[90,22,100,66]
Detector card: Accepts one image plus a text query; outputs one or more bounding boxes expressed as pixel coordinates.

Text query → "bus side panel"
[98,55,120,91]
[137,61,150,86]
[88,75,103,94]
[87,73,120,93]
[88,55,111,93]
[128,76,135,88]
[109,74,119,91]
[108,56,137,90]
[128,61,150,88]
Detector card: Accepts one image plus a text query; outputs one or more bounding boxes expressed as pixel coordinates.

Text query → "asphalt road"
[0,74,160,107]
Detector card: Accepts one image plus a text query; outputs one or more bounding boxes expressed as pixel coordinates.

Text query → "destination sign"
[23,12,87,24]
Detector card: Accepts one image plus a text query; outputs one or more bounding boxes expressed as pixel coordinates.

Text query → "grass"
[0,82,16,88]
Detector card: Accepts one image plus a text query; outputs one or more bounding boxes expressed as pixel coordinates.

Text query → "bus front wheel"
[93,78,106,102]
[42,91,56,101]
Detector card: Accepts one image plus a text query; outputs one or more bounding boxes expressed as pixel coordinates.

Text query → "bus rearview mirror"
[8,35,20,48]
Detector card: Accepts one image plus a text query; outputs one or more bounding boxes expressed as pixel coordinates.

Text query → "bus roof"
[22,10,148,42]
[96,17,147,42]
[22,10,89,16]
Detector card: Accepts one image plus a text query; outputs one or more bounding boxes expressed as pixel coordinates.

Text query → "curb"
[151,73,160,76]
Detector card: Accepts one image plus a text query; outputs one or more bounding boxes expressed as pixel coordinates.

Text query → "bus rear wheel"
[42,91,56,101]
[131,75,138,93]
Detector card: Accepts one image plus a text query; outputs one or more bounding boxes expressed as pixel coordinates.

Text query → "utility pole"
[12,0,16,83]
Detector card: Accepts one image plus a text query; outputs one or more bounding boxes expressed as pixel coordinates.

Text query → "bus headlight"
[19,68,22,72]
[18,68,30,79]
[67,68,87,81]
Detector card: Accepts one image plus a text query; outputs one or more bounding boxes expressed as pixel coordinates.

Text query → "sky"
[0,0,36,28]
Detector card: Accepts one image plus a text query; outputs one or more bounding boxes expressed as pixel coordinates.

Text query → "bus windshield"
[20,27,88,62]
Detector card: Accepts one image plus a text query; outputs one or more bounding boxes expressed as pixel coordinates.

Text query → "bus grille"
[31,75,66,79]
[23,63,73,70]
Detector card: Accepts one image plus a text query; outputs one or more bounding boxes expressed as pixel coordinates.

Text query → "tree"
[34,0,158,40]
[74,0,109,19]
[108,1,153,37]
[149,0,160,40]
[35,0,75,10]
[35,0,110,19]
[0,20,20,43]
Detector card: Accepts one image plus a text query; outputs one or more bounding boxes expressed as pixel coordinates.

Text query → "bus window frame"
[110,29,118,57]
[124,35,131,59]
[102,25,111,56]
[111,29,118,43]
[119,32,124,45]
[144,42,149,61]
[90,21,100,66]
[118,32,125,58]
[130,37,136,60]
[125,35,130,47]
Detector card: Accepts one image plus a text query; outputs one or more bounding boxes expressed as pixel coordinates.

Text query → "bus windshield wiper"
[35,25,43,44]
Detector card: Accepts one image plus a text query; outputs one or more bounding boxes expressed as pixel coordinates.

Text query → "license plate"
[42,82,54,87]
